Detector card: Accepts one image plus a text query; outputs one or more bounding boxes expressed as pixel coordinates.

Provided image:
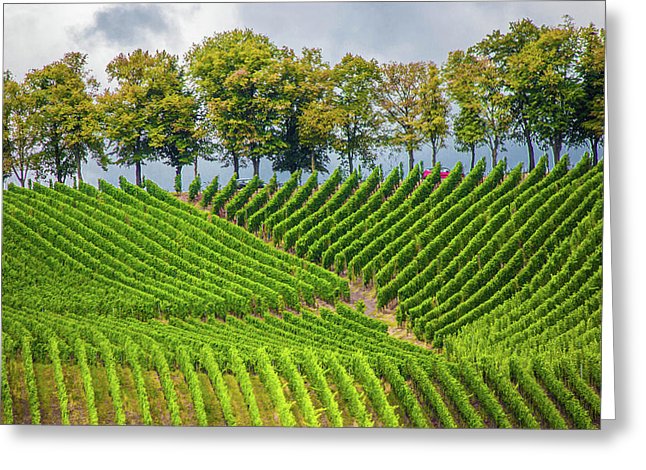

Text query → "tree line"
[3,16,604,188]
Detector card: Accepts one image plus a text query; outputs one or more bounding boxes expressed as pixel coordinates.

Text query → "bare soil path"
[344,280,432,350]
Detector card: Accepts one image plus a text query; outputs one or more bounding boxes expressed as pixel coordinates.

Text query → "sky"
[2,1,606,190]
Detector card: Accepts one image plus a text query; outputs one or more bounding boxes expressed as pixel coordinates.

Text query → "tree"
[3,71,40,187]
[573,24,605,164]
[452,104,486,170]
[270,47,332,174]
[24,52,106,184]
[154,86,209,183]
[509,17,582,167]
[186,29,287,177]
[443,49,511,169]
[100,49,158,186]
[476,19,542,170]
[100,49,198,186]
[329,53,384,174]
[420,64,450,167]
[377,61,449,170]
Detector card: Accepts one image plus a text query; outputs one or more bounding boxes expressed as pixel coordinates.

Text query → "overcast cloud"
[3,1,605,190]
[236,1,605,66]
[78,3,177,47]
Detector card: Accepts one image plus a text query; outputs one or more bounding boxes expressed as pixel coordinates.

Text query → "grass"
[143,370,170,425]
[170,370,196,426]
[324,380,354,427]
[407,378,441,429]
[198,372,225,426]
[354,382,380,427]
[280,376,305,427]
[3,357,488,428]
[63,364,89,425]
[7,359,29,424]
[116,365,142,425]
[33,363,57,424]
[382,379,407,427]
[90,365,115,425]
[249,375,278,426]
[223,373,250,426]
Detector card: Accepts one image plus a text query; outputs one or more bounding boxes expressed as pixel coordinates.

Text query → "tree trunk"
[590,138,599,165]
[233,154,240,176]
[56,154,64,184]
[431,145,438,168]
[252,157,260,176]
[193,157,198,178]
[54,141,64,184]
[135,160,142,187]
[15,170,26,188]
[491,146,498,169]
[525,129,535,171]
[76,153,83,183]
[348,154,354,174]
[311,154,315,173]
[552,139,562,167]
[14,160,27,187]
[408,147,415,171]
[470,146,476,171]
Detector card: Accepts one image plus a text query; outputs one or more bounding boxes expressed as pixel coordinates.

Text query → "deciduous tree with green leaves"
[270,47,332,174]
[154,86,209,183]
[3,71,41,186]
[330,53,384,174]
[186,29,287,177]
[443,49,511,169]
[421,64,450,167]
[573,24,605,164]
[452,104,486,170]
[508,17,583,167]
[377,61,449,170]
[100,49,198,186]
[24,52,106,184]
[476,18,542,170]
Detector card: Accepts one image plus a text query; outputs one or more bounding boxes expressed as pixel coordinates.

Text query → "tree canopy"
[23,52,105,184]
[475,18,542,170]
[186,29,287,177]
[330,53,384,174]
[444,49,511,170]
[271,47,333,174]
[100,49,202,186]
[3,17,604,187]
[573,24,605,164]
[377,61,449,170]
[3,71,40,186]
[510,17,582,166]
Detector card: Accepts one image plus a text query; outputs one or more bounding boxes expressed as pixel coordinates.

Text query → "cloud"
[236,1,604,67]
[3,4,102,79]
[77,3,177,47]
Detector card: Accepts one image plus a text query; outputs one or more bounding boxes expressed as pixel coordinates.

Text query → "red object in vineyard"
[423,167,452,179]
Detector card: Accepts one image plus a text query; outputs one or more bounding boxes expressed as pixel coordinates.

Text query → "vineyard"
[1,156,603,428]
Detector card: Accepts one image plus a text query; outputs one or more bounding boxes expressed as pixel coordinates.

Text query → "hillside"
[1,157,603,428]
